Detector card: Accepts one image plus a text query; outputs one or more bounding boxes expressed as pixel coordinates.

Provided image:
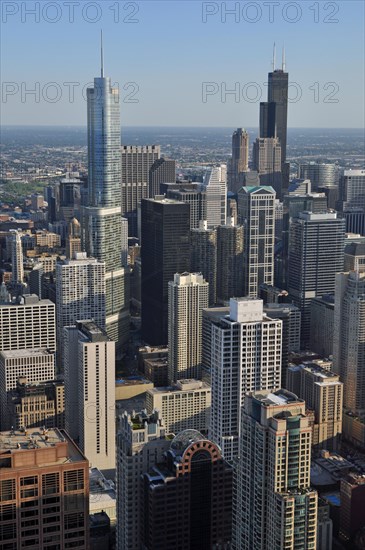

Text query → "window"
[42,473,60,495]
[0,479,15,502]
[64,470,84,492]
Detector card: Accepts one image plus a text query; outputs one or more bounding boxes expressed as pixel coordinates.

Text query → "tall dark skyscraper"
[260,47,289,194]
[82,45,130,350]
[142,431,232,550]
[148,157,176,198]
[228,128,249,193]
[121,145,161,236]
[141,197,190,345]
[288,211,345,345]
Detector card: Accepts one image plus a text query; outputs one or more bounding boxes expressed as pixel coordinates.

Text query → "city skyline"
[0,3,365,548]
[1,1,364,127]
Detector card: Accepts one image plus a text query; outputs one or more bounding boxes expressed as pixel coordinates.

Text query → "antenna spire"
[282,46,286,71]
[272,42,276,72]
[100,29,104,77]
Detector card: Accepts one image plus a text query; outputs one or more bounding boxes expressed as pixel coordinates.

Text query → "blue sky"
[1,0,364,127]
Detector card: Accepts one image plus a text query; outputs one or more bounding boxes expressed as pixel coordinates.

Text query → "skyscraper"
[267,58,288,158]
[264,302,301,387]
[299,162,339,191]
[0,294,56,353]
[287,362,343,451]
[334,271,365,416]
[148,157,176,198]
[288,212,345,345]
[9,229,24,285]
[337,169,365,235]
[141,197,190,345]
[281,190,328,287]
[166,183,203,229]
[190,223,217,305]
[202,164,227,228]
[337,169,365,210]
[252,137,282,197]
[64,321,116,475]
[233,390,317,550]
[310,294,335,358]
[142,430,232,550]
[259,100,276,139]
[116,410,170,550]
[209,298,282,461]
[260,49,289,193]
[216,223,244,304]
[121,144,161,236]
[237,186,276,298]
[82,57,129,350]
[56,253,106,365]
[228,128,249,193]
[168,272,209,382]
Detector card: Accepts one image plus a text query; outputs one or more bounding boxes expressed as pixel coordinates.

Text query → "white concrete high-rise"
[233,390,317,550]
[0,295,56,353]
[202,164,227,228]
[64,321,116,476]
[209,297,282,461]
[168,272,209,383]
[237,186,276,298]
[56,253,106,366]
[9,229,24,285]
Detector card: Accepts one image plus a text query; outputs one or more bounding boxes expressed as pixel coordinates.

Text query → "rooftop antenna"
[282,46,286,71]
[100,29,104,77]
[272,42,276,71]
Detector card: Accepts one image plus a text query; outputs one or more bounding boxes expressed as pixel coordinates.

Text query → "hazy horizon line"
[1,125,364,130]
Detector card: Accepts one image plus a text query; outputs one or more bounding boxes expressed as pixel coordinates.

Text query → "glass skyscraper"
[82,68,129,350]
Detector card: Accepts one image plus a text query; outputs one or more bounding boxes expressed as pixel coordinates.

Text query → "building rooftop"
[0,348,54,359]
[253,389,304,407]
[301,362,339,380]
[148,380,210,395]
[170,429,205,455]
[345,472,365,486]
[0,428,86,465]
[89,467,116,511]
[343,169,365,177]
[239,185,275,194]
[298,211,338,221]
[0,295,54,308]
[145,196,185,205]
[76,320,109,343]
[116,376,152,387]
